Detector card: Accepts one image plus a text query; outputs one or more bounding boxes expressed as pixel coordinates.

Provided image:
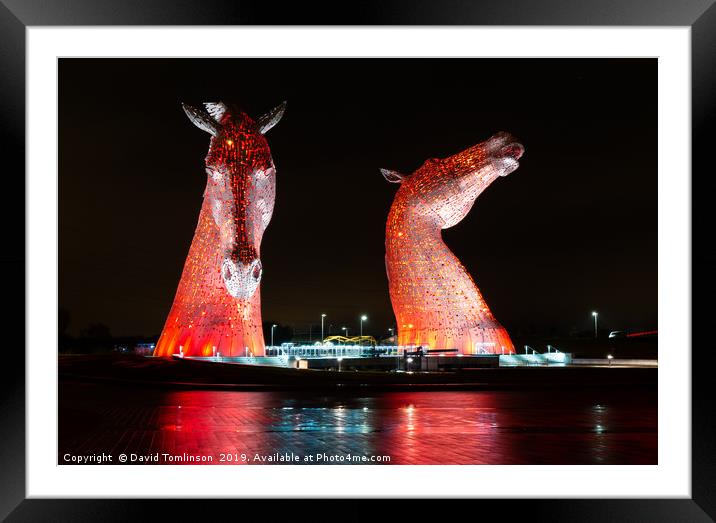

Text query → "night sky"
[59,58,656,339]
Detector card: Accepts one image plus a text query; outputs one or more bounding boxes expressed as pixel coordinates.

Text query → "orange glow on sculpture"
[382,132,524,355]
[154,101,286,357]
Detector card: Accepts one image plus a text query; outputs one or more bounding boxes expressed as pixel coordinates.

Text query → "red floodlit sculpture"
[382,132,524,355]
[154,101,286,357]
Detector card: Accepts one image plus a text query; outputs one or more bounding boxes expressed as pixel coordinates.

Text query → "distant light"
[361,315,368,321]
[592,311,598,316]
[337,357,343,362]
[322,313,326,317]
[407,357,414,363]
[226,139,233,146]
[272,324,277,328]
[607,354,614,359]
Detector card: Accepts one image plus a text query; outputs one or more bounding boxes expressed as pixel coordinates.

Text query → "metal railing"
[266,344,400,358]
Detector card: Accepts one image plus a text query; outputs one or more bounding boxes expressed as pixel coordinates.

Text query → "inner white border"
[27,27,690,498]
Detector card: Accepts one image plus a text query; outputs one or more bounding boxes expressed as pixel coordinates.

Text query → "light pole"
[592,311,598,339]
[360,315,367,344]
[271,324,277,351]
[321,313,326,344]
[342,326,349,341]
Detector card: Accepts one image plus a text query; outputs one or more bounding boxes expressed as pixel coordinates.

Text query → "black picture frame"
[1,1,712,520]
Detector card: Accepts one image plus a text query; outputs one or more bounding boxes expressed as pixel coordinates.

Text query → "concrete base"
[419,355,499,371]
[571,358,657,367]
[301,357,398,371]
[298,355,501,372]
[499,353,572,366]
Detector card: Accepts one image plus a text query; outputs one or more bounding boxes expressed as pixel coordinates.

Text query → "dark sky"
[59,58,656,339]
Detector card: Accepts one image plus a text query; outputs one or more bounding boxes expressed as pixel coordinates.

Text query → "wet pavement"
[59,382,656,464]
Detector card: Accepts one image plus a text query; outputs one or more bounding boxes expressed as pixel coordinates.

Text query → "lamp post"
[321,313,326,344]
[592,311,598,339]
[271,324,277,352]
[360,315,367,344]
[342,326,349,341]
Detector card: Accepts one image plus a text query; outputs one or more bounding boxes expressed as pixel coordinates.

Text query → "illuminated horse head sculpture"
[154,101,286,357]
[382,132,524,355]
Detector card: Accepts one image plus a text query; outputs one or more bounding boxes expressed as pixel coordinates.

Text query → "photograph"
[57,57,657,466]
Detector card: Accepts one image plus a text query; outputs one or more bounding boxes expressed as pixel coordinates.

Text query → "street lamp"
[321,313,326,344]
[342,326,349,341]
[360,315,368,342]
[592,311,598,339]
[271,324,277,351]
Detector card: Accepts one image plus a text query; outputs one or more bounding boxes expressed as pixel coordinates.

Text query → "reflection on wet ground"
[60,383,656,464]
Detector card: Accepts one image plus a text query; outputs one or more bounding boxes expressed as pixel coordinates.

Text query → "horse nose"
[251,259,262,281]
[220,257,262,299]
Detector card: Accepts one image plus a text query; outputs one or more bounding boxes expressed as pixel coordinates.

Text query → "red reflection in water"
[59,384,657,465]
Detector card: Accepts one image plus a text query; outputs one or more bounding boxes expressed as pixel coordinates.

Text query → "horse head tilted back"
[182,101,286,299]
[381,131,524,355]
[381,131,524,228]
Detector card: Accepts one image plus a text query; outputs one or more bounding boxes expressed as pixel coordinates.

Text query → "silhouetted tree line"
[58,308,157,354]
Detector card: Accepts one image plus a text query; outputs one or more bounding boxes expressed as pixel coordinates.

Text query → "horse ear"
[380,168,405,184]
[256,101,287,134]
[182,103,219,136]
[203,102,228,123]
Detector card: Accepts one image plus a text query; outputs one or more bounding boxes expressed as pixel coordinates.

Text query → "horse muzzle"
[221,257,262,299]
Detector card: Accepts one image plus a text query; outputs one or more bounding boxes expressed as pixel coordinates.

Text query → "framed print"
[2,0,713,520]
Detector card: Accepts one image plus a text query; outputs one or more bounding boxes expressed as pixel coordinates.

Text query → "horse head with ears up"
[182,101,285,300]
[154,101,285,358]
